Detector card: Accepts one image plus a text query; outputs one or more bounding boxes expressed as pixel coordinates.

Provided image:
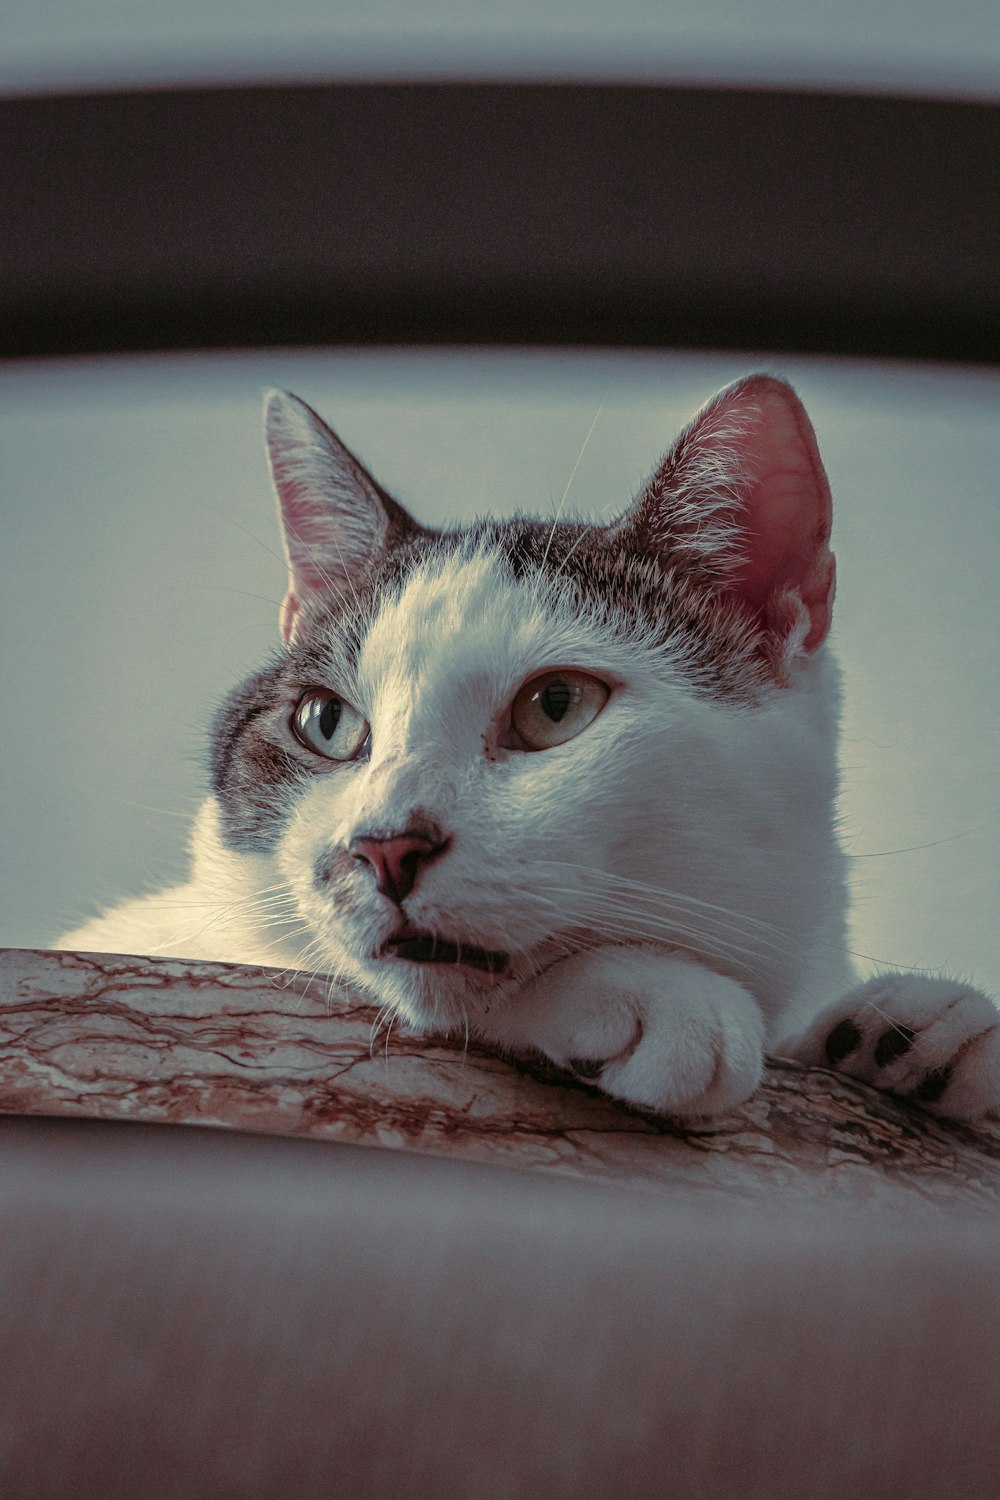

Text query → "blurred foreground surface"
[2,943,1000,1495]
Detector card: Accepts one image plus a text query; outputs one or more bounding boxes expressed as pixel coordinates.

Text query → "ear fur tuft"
[263,390,419,642]
[621,375,836,654]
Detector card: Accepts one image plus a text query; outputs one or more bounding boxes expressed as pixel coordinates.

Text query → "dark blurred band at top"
[2,82,998,363]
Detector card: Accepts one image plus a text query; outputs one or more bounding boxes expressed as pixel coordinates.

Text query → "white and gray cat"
[60,375,1000,1121]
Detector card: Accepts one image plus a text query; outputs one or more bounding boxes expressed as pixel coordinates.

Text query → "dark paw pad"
[908,1065,952,1105]
[874,1024,915,1068]
[824,1019,862,1065]
[568,1057,605,1080]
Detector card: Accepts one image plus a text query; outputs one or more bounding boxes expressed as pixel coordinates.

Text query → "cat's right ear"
[264,390,420,643]
[619,375,835,657]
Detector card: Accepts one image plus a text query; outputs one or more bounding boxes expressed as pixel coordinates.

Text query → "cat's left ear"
[264,390,424,643]
[624,375,836,655]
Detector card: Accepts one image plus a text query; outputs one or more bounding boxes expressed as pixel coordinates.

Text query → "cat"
[59,375,1000,1122]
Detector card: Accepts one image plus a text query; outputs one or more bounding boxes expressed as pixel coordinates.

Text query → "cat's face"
[210,376,838,1030]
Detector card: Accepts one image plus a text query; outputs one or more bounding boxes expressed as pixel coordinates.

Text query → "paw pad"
[873,1024,915,1067]
[789,975,1000,1121]
[824,1019,861,1065]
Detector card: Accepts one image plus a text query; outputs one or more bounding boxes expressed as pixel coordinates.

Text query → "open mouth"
[380,929,509,975]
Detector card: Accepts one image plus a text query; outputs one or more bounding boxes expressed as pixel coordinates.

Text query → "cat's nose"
[348,830,448,905]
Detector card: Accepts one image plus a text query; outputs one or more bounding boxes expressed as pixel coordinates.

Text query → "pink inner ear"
[278,494,345,596]
[720,378,835,653]
[278,590,301,645]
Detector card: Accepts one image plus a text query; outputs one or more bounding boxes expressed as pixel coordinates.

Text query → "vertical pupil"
[318,697,341,739]
[541,680,572,723]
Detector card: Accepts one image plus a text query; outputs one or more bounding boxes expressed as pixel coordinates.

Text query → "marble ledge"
[2,946,998,1213]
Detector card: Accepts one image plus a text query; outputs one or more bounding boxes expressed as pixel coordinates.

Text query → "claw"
[909,1065,953,1105]
[568,1057,605,1080]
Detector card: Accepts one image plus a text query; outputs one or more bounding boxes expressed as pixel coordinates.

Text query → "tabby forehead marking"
[358,549,619,722]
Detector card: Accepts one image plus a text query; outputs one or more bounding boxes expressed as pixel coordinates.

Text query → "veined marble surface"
[2,947,998,1211]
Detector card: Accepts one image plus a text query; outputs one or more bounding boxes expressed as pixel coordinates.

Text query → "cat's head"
[210,376,837,1029]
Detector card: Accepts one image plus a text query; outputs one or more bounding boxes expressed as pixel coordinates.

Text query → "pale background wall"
[2,352,998,998]
[3,0,998,97]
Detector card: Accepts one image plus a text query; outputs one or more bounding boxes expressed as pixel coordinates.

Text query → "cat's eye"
[509,670,610,751]
[292,689,370,761]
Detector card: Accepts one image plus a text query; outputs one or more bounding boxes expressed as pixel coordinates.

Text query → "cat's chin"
[349,950,515,1034]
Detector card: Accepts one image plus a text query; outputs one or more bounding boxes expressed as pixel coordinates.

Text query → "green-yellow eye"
[510,670,610,751]
[292,689,369,761]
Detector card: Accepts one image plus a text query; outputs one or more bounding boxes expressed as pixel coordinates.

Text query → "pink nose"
[348,830,447,905]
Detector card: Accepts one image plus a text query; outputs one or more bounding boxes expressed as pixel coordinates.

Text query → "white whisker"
[538,390,611,576]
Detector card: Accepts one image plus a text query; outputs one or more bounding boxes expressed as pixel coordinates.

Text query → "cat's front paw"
[779,974,1000,1121]
[501,948,766,1120]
